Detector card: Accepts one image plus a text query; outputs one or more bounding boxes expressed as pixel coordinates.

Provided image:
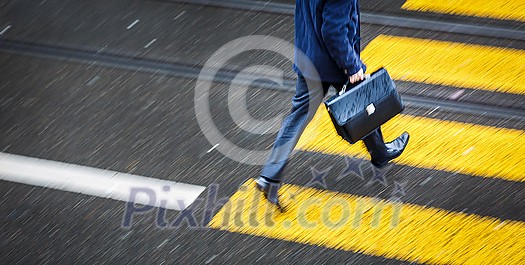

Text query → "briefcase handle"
[338,74,371,96]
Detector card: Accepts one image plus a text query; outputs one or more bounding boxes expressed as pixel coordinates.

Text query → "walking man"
[256,0,410,208]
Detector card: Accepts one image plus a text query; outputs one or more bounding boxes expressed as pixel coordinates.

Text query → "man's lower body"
[256,74,410,209]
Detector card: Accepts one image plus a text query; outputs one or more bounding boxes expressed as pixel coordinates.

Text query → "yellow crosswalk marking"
[402,0,525,22]
[210,180,525,265]
[362,35,525,94]
[296,107,525,182]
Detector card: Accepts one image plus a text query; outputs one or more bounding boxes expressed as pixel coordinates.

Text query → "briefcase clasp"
[366,103,376,115]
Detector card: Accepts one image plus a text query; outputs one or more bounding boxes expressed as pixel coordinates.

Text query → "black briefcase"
[324,68,404,144]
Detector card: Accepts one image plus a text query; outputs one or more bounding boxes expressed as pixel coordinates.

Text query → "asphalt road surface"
[0,0,524,264]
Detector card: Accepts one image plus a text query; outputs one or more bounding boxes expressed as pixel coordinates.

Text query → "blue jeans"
[261,75,344,182]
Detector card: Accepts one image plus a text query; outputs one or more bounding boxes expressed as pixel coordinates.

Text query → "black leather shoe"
[371,132,410,168]
[255,176,284,212]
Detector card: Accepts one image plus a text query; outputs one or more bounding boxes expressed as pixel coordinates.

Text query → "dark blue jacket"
[293,0,366,83]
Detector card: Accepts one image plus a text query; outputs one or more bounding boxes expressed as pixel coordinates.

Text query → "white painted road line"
[0,152,206,211]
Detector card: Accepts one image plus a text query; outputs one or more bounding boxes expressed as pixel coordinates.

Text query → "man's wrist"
[344,67,360,77]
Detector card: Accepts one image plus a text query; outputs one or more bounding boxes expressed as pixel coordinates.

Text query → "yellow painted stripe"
[402,0,525,22]
[361,35,525,94]
[295,107,525,182]
[210,180,525,265]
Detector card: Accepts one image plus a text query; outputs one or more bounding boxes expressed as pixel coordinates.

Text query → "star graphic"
[389,196,403,203]
[368,164,391,187]
[392,181,407,196]
[288,192,298,202]
[306,166,332,189]
[337,156,364,181]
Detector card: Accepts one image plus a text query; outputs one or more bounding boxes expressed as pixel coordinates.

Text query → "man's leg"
[260,75,327,182]
[362,127,410,168]
[256,75,328,208]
